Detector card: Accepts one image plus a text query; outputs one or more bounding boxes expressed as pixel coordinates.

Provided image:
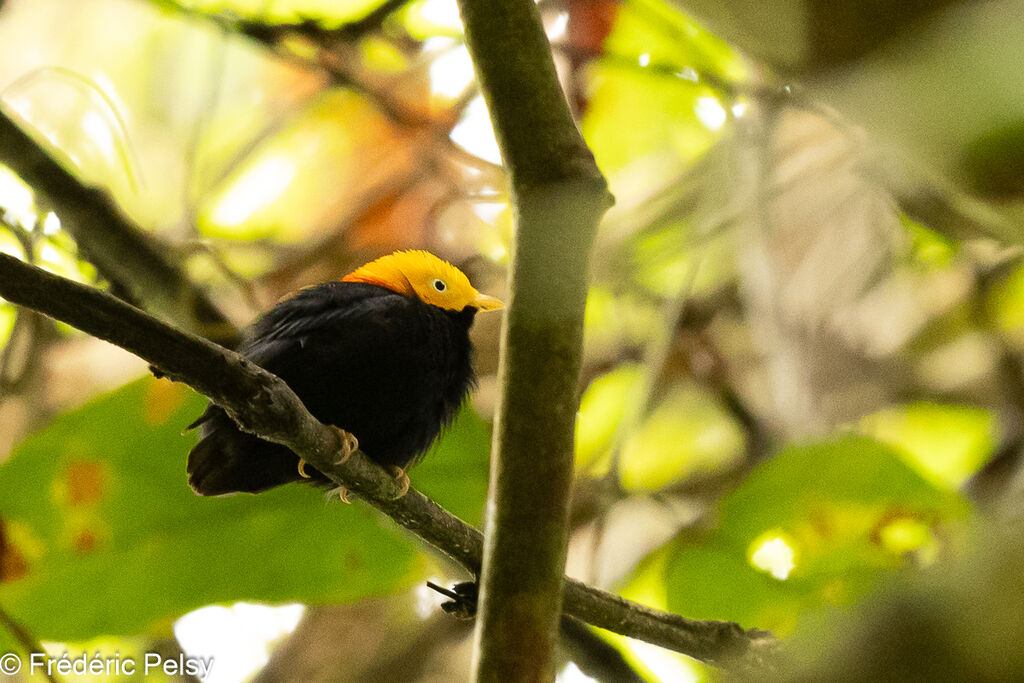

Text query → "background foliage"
[1,0,1023,680]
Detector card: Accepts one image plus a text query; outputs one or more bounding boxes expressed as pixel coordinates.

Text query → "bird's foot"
[387,465,410,498]
[426,581,479,620]
[331,425,359,466]
[326,486,352,504]
[299,427,356,480]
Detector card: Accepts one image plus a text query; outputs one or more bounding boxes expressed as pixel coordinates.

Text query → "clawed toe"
[327,486,352,504]
[331,426,359,466]
[387,465,410,498]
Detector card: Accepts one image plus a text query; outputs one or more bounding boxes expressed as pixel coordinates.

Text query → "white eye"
[432,279,447,292]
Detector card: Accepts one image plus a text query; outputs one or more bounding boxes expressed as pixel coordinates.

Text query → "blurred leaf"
[576,365,744,490]
[604,0,747,82]
[186,242,277,282]
[0,378,423,642]
[721,436,967,539]
[858,403,997,489]
[407,405,491,526]
[662,436,969,633]
[41,636,171,683]
[779,522,1024,682]
[0,630,16,660]
[575,364,644,472]
[903,215,957,269]
[620,384,745,491]
[582,289,659,361]
[400,0,463,39]
[632,225,736,297]
[667,541,803,632]
[178,0,383,25]
[809,2,1024,202]
[0,305,15,347]
[0,231,25,260]
[360,36,410,74]
[199,90,413,242]
[582,64,718,177]
[988,261,1024,340]
[877,517,937,564]
[615,547,713,680]
[581,0,745,176]
[34,233,97,285]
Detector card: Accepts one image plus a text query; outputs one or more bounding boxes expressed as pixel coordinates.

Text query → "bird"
[186,250,503,497]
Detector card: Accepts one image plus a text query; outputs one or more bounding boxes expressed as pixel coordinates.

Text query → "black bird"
[187,250,503,496]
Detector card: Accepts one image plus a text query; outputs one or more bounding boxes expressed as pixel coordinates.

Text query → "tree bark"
[453,0,613,680]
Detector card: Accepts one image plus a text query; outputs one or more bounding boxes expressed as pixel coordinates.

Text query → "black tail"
[186,407,322,495]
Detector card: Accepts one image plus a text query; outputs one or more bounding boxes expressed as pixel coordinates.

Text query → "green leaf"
[619,384,745,491]
[0,304,14,347]
[988,261,1024,344]
[720,436,967,541]
[581,0,747,176]
[575,364,644,472]
[903,215,958,269]
[582,63,718,176]
[176,0,384,25]
[631,224,737,298]
[400,0,463,40]
[858,403,997,489]
[666,542,804,631]
[409,404,492,526]
[583,289,661,361]
[0,629,18,661]
[0,378,423,642]
[602,0,747,81]
[663,436,970,634]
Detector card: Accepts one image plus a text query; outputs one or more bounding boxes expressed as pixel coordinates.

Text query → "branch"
[0,253,775,669]
[454,0,613,679]
[0,109,239,347]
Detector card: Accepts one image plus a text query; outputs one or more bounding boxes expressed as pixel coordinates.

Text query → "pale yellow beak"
[472,292,504,311]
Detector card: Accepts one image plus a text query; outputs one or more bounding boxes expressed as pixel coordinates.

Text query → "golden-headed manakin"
[187,250,502,496]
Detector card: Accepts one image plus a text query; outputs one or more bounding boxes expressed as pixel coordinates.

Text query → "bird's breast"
[265,294,475,469]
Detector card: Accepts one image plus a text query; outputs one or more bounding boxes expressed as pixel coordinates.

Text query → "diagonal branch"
[0,110,239,347]
[0,252,776,670]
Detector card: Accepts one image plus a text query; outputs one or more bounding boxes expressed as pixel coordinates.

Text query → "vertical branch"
[455,0,613,680]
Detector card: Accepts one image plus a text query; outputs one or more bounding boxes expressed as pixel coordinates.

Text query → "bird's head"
[343,250,504,313]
